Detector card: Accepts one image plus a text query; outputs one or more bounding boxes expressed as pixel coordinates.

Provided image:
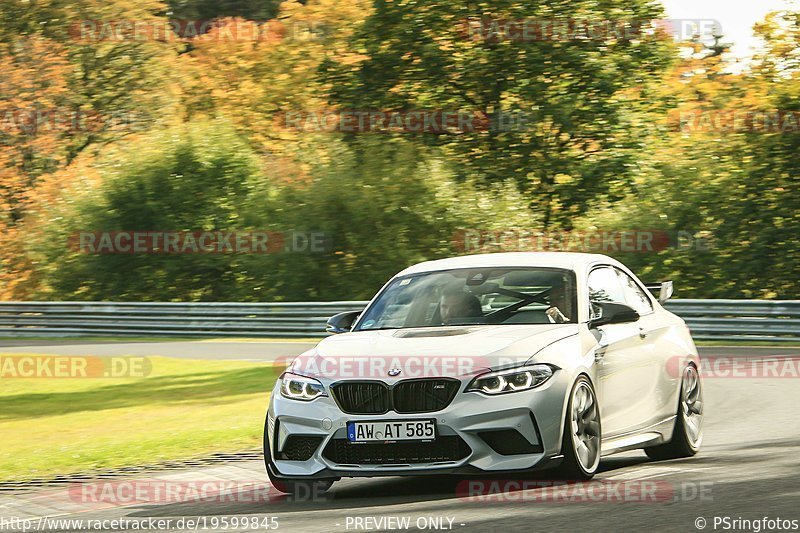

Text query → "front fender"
[525,326,600,454]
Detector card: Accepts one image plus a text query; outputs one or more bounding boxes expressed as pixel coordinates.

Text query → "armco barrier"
[0,301,367,338]
[0,300,798,342]
[664,299,800,342]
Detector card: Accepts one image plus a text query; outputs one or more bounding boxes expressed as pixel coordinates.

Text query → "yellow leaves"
[0,35,71,234]
[0,36,69,110]
[0,225,36,300]
[554,173,574,185]
[28,154,103,214]
[262,155,312,186]
[336,52,371,66]
[177,0,373,174]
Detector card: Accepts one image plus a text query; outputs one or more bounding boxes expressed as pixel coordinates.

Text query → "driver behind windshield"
[439,285,483,325]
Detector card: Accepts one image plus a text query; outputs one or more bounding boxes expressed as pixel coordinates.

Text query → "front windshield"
[355,267,577,330]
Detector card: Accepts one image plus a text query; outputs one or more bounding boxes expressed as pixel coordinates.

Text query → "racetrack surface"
[2,343,799,532]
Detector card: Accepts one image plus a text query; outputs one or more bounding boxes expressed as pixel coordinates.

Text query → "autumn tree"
[584,10,800,298]
[323,0,677,228]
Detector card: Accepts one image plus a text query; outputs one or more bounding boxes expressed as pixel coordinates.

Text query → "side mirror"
[326,311,360,334]
[589,301,640,328]
[645,280,674,303]
[657,281,673,303]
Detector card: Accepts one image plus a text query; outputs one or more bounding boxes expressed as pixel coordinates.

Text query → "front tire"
[645,364,703,460]
[557,376,601,480]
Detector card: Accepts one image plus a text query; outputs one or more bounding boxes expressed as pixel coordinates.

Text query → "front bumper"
[266,371,570,479]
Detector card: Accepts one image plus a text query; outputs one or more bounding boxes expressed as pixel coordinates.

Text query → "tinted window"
[587,267,626,305]
[355,268,577,330]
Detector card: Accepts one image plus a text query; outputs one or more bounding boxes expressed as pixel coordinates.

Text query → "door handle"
[638,327,648,339]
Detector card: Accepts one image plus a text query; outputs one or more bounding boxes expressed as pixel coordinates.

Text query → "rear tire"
[645,365,703,460]
[557,376,601,480]
[263,417,335,497]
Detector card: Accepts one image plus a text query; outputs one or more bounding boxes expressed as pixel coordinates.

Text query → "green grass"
[0,355,280,482]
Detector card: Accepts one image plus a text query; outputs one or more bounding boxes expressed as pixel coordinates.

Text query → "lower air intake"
[322,436,471,465]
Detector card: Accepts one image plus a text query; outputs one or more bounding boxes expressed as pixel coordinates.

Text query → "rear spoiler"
[645,281,673,303]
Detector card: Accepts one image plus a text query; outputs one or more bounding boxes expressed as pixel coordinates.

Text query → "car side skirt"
[600,415,677,456]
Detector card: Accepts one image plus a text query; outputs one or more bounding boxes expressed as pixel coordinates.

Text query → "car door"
[613,267,666,430]
[589,266,654,437]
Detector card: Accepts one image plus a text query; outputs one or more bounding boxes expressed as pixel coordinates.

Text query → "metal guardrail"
[0,300,798,342]
[664,300,800,342]
[0,301,367,338]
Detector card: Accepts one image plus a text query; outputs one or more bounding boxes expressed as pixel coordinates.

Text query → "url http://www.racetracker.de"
[0,515,280,532]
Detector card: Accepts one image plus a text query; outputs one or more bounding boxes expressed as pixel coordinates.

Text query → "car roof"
[396,252,621,277]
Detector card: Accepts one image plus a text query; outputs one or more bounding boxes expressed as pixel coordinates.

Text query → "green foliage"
[323,0,676,228]
[166,0,280,21]
[37,119,266,300]
[4,1,800,301]
[241,137,538,300]
[581,25,800,299]
[34,123,546,301]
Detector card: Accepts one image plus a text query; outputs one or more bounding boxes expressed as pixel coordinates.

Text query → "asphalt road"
[2,343,799,532]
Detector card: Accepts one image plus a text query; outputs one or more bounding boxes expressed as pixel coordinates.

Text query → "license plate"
[347,420,436,443]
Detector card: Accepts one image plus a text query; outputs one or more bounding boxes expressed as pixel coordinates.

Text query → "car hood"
[291,324,579,379]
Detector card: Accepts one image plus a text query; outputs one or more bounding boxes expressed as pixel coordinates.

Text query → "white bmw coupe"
[264,252,703,493]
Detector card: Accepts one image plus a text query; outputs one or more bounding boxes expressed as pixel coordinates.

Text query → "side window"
[616,269,654,315]
[587,267,626,305]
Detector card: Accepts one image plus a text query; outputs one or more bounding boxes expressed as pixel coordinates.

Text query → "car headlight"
[280,372,326,401]
[466,364,554,395]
